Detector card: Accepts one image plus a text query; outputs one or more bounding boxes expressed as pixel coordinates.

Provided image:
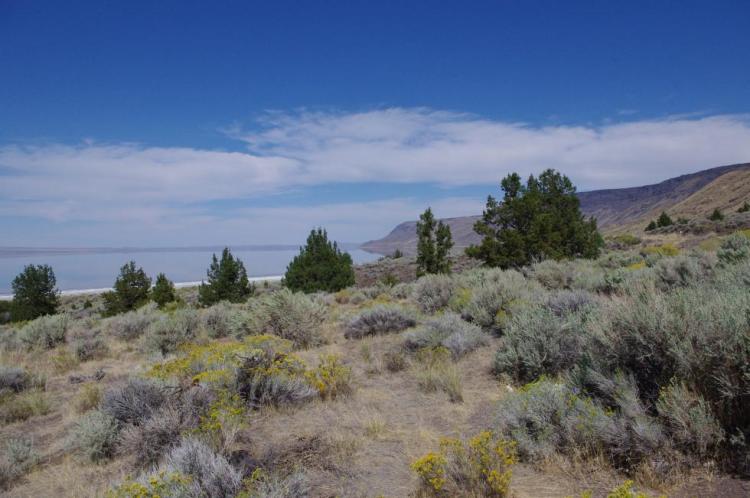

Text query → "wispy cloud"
[2,108,750,244]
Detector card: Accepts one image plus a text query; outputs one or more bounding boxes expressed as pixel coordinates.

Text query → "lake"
[0,247,381,295]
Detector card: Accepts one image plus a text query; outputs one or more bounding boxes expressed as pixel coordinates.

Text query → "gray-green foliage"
[403,313,487,359]
[161,437,242,498]
[459,269,530,332]
[142,309,200,355]
[18,313,68,349]
[246,289,327,348]
[201,301,248,338]
[344,305,417,339]
[0,437,38,490]
[412,274,455,313]
[717,232,750,265]
[68,410,120,462]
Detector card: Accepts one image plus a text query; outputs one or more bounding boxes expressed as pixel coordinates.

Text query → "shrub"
[105,304,160,340]
[71,328,109,361]
[653,253,712,289]
[383,347,408,372]
[416,207,453,276]
[75,383,102,413]
[244,468,311,498]
[529,259,575,289]
[142,309,200,355]
[18,313,68,349]
[201,301,246,338]
[306,354,352,400]
[709,208,724,221]
[657,211,673,227]
[161,437,242,498]
[717,232,750,265]
[246,289,327,348]
[107,472,194,498]
[68,410,120,462]
[344,305,417,339]
[103,261,152,316]
[641,244,679,257]
[656,381,724,458]
[152,273,177,308]
[284,228,355,293]
[0,366,35,393]
[101,377,171,426]
[413,274,455,313]
[235,345,318,409]
[460,270,529,333]
[403,313,487,360]
[412,431,516,497]
[199,248,254,306]
[10,264,59,322]
[414,348,463,402]
[120,407,186,468]
[0,437,38,490]
[494,306,588,383]
[0,389,50,423]
[545,289,596,316]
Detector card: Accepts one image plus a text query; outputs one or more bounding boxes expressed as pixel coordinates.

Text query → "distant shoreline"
[0,275,283,301]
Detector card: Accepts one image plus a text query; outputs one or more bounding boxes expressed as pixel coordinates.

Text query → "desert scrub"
[141,308,200,355]
[242,467,311,498]
[652,252,713,289]
[493,306,589,383]
[413,274,455,313]
[0,437,38,491]
[414,348,463,402]
[0,366,43,393]
[344,304,417,339]
[17,313,68,349]
[106,471,194,498]
[0,389,50,424]
[641,243,679,257]
[68,410,120,462]
[403,313,488,359]
[717,231,750,265]
[148,335,293,387]
[246,288,327,348]
[235,345,318,408]
[75,383,102,413]
[101,377,172,426]
[70,328,109,361]
[459,269,531,333]
[201,301,248,338]
[305,354,352,399]
[412,431,516,497]
[195,390,245,454]
[160,437,242,497]
[105,303,159,340]
[120,406,188,468]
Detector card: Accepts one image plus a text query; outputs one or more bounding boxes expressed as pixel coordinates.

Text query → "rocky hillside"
[362,162,750,255]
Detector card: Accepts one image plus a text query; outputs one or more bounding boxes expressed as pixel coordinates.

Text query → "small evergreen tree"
[467,169,603,268]
[391,249,404,259]
[709,208,724,221]
[198,248,253,306]
[657,211,673,227]
[151,273,176,308]
[416,208,453,276]
[738,201,750,213]
[645,220,657,231]
[11,264,59,321]
[102,261,152,316]
[284,228,355,293]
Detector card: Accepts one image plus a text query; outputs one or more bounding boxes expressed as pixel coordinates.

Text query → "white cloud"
[1,108,750,244]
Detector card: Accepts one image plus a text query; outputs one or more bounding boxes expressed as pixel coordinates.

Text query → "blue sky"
[1,0,750,246]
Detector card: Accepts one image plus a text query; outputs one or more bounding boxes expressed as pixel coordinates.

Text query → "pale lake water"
[0,248,381,295]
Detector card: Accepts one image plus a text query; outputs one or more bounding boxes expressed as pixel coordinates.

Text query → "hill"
[361,162,750,254]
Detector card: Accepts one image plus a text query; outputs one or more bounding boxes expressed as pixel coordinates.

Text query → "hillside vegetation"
[1,234,749,497]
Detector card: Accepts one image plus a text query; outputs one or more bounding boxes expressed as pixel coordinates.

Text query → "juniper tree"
[11,264,59,321]
[151,273,176,308]
[657,211,673,227]
[198,248,253,306]
[284,228,355,293]
[467,169,602,268]
[416,208,453,276]
[102,261,152,316]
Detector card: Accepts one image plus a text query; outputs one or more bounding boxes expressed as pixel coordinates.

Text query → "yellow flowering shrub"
[626,261,646,271]
[305,354,352,399]
[412,431,516,497]
[642,244,679,257]
[106,471,192,498]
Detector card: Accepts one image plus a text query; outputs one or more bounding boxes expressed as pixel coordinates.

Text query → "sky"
[1,0,749,247]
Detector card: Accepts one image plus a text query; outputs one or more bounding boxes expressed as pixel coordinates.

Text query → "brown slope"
[361,162,750,255]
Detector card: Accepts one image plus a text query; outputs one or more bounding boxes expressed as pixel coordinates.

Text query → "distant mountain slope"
[361,162,750,255]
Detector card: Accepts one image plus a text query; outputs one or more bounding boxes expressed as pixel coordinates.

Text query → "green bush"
[151,273,177,308]
[284,228,355,293]
[198,248,254,306]
[10,264,59,322]
[103,261,152,316]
